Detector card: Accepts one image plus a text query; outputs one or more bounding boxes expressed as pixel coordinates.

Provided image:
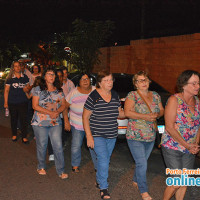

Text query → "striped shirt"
[66,86,95,130]
[84,89,121,138]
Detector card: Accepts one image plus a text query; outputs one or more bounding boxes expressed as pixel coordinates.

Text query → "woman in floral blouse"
[31,66,68,179]
[161,70,200,200]
[124,71,164,200]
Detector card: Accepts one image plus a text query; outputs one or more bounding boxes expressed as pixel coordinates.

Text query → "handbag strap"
[136,90,152,113]
[137,90,158,129]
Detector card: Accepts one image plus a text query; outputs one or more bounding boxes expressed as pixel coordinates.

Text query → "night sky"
[1,0,200,47]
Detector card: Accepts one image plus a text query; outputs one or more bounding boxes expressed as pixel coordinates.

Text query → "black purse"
[137,91,161,148]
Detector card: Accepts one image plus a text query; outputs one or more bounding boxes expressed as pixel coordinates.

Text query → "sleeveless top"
[161,94,200,153]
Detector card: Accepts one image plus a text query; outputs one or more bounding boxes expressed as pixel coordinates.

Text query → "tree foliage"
[0,42,21,68]
[50,19,115,72]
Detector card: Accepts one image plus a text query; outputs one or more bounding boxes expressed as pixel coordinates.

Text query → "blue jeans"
[93,137,116,190]
[89,148,97,171]
[127,139,154,193]
[32,125,65,175]
[71,126,86,167]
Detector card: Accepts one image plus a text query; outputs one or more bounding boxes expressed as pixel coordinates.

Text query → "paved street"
[0,94,200,200]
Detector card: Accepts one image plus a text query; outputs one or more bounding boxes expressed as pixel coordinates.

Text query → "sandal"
[72,167,80,173]
[37,168,46,175]
[100,189,110,200]
[141,192,152,200]
[59,173,69,179]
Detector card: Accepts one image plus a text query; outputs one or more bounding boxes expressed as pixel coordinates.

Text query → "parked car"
[69,73,171,137]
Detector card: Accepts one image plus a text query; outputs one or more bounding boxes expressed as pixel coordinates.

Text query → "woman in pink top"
[64,73,95,173]
[161,70,200,200]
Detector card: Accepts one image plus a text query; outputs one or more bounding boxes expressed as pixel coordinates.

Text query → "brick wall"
[93,33,200,93]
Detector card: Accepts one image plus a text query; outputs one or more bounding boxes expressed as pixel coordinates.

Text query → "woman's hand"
[87,135,94,149]
[187,143,200,154]
[23,85,31,93]
[144,113,157,122]
[64,121,71,131]
[49,111,59,119]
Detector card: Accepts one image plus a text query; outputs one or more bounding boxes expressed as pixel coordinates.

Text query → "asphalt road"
[0,94,200,200]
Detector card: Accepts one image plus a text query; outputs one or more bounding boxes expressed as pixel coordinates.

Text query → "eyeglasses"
[102,79,114,83]
[46,73,55,77]
[187,82,200,86]
[136,78,149,84]
[81,78,89,81]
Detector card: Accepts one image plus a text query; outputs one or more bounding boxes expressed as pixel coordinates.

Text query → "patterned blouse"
[31,86,64,126]
[161,94,200,153]
[126,91,161,142]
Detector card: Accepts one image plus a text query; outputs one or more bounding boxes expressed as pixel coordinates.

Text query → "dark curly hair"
[39,66,62,92]
[177,70,200,92]
[31,65,41,73]
[77,73,91,87]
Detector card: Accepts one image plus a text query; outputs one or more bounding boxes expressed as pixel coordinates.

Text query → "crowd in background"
[3,61,200,200]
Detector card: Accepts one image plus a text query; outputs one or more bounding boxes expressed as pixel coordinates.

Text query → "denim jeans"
[47,118,67,156]
[127,139,154,193]
[32,125,65,175]
[93,137,116,190]
[71,125,86,167]
[89,148,97,171]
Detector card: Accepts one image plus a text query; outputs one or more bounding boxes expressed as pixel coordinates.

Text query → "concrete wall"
[93,33,200,93]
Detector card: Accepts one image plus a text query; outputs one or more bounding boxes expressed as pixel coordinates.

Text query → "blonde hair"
[6,61,21,80]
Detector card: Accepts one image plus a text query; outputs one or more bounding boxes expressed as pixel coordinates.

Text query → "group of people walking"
[4,61,200,200]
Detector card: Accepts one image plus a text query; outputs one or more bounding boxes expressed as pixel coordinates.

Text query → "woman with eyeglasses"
[64,73,95,173]
[31,66,68,179]
[161,70,200,200]
[83,70,125,200]
[124,71,164,200]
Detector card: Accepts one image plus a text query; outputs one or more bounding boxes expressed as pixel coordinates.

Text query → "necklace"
[181,93,195,108]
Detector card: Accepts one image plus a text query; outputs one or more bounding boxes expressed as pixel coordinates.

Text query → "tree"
[0,42,21,69]
[50,19,115,72]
